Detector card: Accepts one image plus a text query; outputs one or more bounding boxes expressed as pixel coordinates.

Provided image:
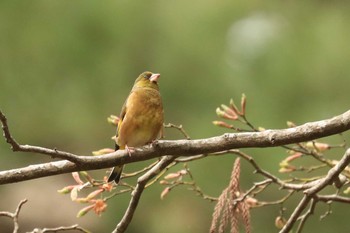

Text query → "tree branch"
[113,156,176,233]
[2,108,350,233]
[317,194,350,204]
[0,198,89,233]
[28,224,89,233]
[0,199,27,233]
[0,110,84,163]
[296,198,317,233]
[1,109,350,185]
[280,148,350,233]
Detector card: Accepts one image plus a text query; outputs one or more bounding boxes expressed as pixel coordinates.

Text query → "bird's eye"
[142,72,152,79]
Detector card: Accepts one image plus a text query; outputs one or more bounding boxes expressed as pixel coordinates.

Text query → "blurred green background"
[1,1,350,232]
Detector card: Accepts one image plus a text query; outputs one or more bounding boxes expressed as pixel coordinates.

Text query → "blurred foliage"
[1,0,350,232]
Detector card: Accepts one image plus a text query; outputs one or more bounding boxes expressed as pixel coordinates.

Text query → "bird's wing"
[119,96,128,121]
[115,91,133,149]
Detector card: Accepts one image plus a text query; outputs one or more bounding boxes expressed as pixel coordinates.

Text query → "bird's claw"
[150,140,159,148]
[125,145,135,157]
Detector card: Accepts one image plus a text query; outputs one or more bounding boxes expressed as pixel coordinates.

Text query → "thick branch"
[1,110,350,185]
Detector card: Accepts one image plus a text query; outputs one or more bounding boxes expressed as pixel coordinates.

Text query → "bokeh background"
[1,1,350,232]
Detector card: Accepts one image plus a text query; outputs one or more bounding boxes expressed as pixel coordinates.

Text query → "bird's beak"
[150,73,160,83]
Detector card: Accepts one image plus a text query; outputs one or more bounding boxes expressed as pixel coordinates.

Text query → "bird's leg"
[159,127,165,139]
[125,145,135,157]
[149,139,160,149]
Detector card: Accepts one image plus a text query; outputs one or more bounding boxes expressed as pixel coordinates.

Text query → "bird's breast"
[117,88,163,147]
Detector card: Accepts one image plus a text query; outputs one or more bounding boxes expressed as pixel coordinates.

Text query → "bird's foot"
[150,139,160,148]
[125,145,135,157]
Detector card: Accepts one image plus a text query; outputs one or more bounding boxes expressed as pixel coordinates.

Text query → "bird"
[107,71,164,183]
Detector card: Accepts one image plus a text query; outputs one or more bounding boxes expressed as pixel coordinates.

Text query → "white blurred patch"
[227,12,283,62]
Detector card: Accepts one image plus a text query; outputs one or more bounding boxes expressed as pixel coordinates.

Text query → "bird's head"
[134,71,160,90]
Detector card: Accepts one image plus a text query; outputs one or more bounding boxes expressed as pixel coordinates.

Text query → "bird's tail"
[107,144,124,183]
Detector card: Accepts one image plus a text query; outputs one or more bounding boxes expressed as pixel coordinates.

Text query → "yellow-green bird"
[107,71,164,183]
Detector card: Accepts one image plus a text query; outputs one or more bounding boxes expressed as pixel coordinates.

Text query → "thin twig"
[0,200,87,233]
[112,156,176,233]
[104,188,133,201]
[241,115,258,132]
[163,123,191,139]
[0,199,27,233]
[280,148,350,233]
[280,195,312,233]
[122,160,159,178]
[184,167,218,202]
[29,224,90,233]
[174,151,230,162]
[232,150,314,191]
[256,191,295,207]
[160,163,218,201]
[0,110,83,163]
[0,199,89,233]
[317,194,350,204]
[234,179,273,205]
[145,162,174,188]
[296,198,317,233]
[319,202,332,221]
[305,148,350,195]
[0,110,20,150]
